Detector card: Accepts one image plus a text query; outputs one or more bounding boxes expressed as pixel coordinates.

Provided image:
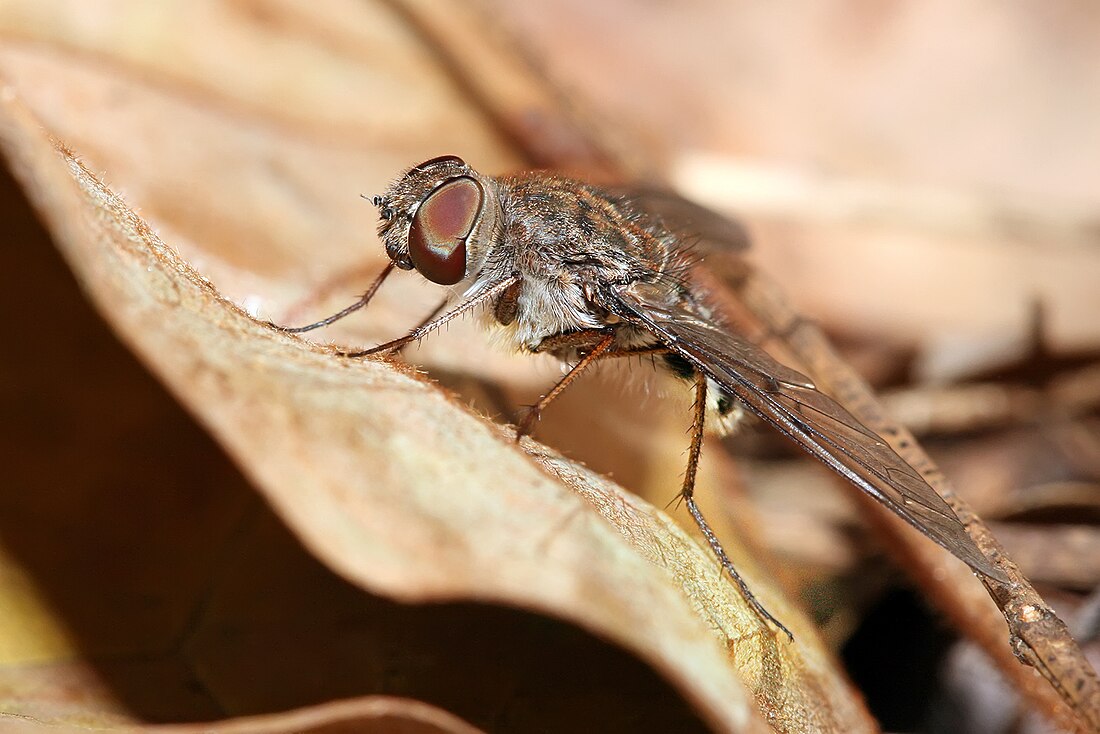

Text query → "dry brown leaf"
[153,698,487,734]
[0,93,853,734]
[0,2,880,732]
[8,1,1095,731]
[0,697,485,734]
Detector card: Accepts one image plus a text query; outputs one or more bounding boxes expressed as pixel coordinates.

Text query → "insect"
[280,154,1009,638]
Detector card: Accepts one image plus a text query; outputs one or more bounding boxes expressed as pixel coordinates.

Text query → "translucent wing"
[606,282,1009,582]
[611,186,750,256]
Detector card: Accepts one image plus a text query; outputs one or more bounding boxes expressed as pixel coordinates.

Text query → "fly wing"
[607,282,1009,582]
[610,186,751,255]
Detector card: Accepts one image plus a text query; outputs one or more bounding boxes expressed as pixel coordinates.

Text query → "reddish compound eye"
[408,177,482,285]
[411,154,465,172]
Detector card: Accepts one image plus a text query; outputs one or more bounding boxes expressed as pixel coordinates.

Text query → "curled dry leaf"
[0,116,852,733]
[0,697,484,734]
[158,697,486,734]
[0,2,877,732]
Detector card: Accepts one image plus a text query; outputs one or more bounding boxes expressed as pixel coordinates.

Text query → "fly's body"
[284,155,1010,638]
[379,159,743,430]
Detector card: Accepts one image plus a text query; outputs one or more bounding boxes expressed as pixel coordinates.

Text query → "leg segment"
[276,261,396,333]
[341,275,522,358]
[411,296,449,334]
[516,332,616,439]
[681,371,794,641]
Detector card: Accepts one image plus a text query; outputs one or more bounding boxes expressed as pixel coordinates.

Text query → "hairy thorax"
[486,175,664,353]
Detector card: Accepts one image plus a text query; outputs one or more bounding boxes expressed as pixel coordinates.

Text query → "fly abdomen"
[708,383,746,437]
[663,351,696,381]
[662,353,745,437]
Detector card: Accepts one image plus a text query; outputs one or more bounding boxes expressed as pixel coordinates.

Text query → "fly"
[278,155,1010,639]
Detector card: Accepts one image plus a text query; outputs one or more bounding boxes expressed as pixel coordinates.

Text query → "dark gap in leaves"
[841,585,955,733]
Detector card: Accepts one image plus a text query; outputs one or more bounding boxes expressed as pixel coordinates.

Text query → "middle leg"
[516,331,672,439]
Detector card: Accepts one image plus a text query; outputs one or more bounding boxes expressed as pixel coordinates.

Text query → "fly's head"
[373,155,502,287]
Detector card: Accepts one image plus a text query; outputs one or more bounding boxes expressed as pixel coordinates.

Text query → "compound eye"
[411,154,465,173]
[408,176,482,285]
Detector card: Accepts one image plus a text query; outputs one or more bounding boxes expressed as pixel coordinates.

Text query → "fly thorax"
[501,272,603,350]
